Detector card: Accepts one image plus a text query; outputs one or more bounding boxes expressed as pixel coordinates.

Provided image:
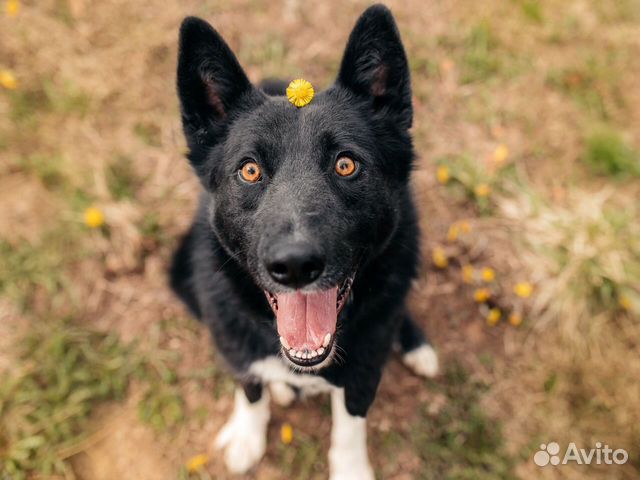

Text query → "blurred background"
[1,0,639,478]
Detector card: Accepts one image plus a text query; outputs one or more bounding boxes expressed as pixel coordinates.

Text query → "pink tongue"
[276,289,337,350]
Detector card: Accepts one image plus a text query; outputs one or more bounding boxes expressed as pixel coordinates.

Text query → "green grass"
[583,128,640,178]
[133,121,162,147]
[460,22,502,84]
[0,318,139,478]
[106,155,142,200]
[411,364,518,479]
[0,313,191,478]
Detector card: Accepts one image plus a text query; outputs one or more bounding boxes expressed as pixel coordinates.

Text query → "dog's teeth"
[289,349,297,357]
[323,333,331,348]
[310,350,318,358]
[317,347,325,355]
[280,336,290,349]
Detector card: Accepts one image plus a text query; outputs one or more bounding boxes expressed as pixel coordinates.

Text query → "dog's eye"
[239,161,262,183]
[335,156,358,177]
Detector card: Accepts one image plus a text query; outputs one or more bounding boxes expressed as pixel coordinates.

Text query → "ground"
[1,0,639,479]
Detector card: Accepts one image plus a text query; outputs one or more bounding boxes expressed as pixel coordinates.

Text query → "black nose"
[265,242,325,288]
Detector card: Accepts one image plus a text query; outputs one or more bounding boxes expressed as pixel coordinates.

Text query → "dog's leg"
[215,382,269,474]
[269,381,296,407]
[397,313,439,378]
[329,389,374,480]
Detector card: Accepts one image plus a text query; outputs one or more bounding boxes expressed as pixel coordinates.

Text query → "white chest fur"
[248,356,334,396]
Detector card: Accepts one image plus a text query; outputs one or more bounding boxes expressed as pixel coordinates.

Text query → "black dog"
[171,4,438,477]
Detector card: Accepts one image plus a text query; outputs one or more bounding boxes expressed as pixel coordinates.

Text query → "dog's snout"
[265,242,325,288]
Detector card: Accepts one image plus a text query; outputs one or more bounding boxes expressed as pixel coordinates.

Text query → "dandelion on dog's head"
[84,207,105,228]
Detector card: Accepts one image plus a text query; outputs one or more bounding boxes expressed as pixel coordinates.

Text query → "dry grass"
[1,0,639,478]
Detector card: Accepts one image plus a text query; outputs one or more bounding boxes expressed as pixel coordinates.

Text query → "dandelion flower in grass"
[286,79,314,107]
[514,282,533,298]
[481,267,495,282]
[432,246,448,268]
[280,423,293,444]
[493,144,509,164]
[486,308,501,326]
[5,0,19,16]
[473,288,491,303]
[447,223,459,242]
[186,453,209,473]
[508,313,523,326]
[0,69,18,90]
[474,183,491,197]
[462,265,474,284]
[459,220,471,233]
[618,295,632,311]
[436,165,450,184]
[84,207,105,228]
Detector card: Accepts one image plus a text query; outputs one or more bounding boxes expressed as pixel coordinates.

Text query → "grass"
[460,22,502,84]
[410,364,518,479]
[583,127,640,178]
[0,314,190,478]
[0,317,138,478]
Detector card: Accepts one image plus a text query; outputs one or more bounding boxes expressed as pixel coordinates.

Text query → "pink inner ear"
[204,78,226,119]
[370,64,389,97]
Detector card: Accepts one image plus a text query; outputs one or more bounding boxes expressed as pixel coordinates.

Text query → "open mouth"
[265,275,354,368]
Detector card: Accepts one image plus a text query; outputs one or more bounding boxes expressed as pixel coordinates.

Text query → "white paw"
[214,389,270,474]
[329,448,375,480]
[269,381,296,407]
[402,344,439,378]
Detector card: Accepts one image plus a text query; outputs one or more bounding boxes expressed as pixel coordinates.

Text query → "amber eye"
[239,161,262,183]
[335,156,357,177]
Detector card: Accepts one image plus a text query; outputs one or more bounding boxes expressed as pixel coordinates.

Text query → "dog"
[170,4,438,478]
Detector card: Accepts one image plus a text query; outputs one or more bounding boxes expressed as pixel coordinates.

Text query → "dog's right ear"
[177,17,258,148]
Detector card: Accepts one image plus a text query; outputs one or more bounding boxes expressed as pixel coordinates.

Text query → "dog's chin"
[264,274,354,370]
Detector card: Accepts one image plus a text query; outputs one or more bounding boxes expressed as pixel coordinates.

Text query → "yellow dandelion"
[462,265,474,284]
[84,207,105,228]
[474,183,491,197]
[508,313,523,326]
[473,288,491,303]
[481,267,495,282]
[5,0,19,16]
[514,282,533,298]
[432,246,448,269]
[486,308,501,326]
[0,69,18,90]
[286,78,314,107]
[459,220,471,233]
[186,453,209,473]
[280,423,293,444]
[493,144,509,164]
[618,295,632,310]
[436,165,450,184]
[447,223,459,242]
[440,58,454,73]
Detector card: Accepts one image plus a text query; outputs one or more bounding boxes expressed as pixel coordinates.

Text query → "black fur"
[171,4,428,416]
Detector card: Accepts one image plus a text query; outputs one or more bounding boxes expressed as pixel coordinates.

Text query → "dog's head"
[177,5,413,369]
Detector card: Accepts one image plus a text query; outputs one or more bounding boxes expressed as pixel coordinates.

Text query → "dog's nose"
[265,242,325,288]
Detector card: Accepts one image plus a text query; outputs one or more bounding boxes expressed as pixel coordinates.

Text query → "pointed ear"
[336,5,412,128]
[177,17,257,146]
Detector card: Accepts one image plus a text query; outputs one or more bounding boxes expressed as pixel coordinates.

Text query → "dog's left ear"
[336,5,412,129]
